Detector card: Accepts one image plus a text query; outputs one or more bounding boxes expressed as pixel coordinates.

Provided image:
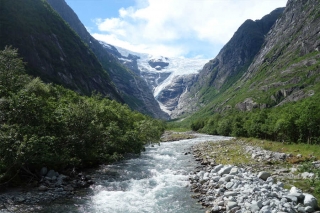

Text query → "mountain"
[174,7,285,117]
[0,0,122,101]
[179,0,320,127]
[237,0,320,109]
[46,0,169,119]
[110,46,207,117]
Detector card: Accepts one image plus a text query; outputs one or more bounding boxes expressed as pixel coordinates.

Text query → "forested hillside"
[0,47,165,184]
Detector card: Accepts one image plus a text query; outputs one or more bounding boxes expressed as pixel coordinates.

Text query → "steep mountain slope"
[46,0,169,119]
[184,0,320,122]
[176,7,284,117]
[236,0,320,109]
[0,0,122,101]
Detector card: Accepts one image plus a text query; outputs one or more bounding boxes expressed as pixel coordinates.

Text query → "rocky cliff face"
[46,0,169,119]
[196,8,284,90]
[174,7,285,117]
[0,0,122,101]
[156,74,198,116]
[235,0,320,110]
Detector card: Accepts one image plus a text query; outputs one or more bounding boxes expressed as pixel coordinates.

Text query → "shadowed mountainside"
[0,0,122,101]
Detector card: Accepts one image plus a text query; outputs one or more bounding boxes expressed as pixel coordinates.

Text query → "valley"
[0,0,320,212]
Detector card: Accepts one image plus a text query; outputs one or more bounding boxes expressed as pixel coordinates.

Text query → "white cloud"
[93,0,287,58]
[93,33,187,57]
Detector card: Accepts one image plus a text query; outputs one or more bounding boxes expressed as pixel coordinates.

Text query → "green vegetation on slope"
[188,96,320,144]
[0,47,165,184]
[0,0,121,100]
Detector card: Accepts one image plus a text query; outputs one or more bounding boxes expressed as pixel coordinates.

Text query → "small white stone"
[229,167,239,175]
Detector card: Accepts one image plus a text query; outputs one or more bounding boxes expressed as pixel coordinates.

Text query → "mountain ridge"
[170,7,285,118]
[46,0,169,119]
[175,0,320,139]
[0,0,123,101]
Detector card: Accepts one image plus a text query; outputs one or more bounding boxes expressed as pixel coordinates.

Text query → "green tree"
[0,46,30,97]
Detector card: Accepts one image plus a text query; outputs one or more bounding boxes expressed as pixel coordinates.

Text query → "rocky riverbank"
[190,139,320,213]
[0,168,94,212]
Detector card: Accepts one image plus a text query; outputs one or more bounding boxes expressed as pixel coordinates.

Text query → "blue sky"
[65,0,287,59]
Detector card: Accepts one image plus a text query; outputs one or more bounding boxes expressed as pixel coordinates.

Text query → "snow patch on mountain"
[115,46,208,97]
[100,42,113,50]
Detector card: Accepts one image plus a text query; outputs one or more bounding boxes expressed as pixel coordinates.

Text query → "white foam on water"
[87,134,232,213]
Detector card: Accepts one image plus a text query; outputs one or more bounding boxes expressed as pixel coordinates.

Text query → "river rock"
[212,164,224,173]
[303,193,318,211]
[225,191,238,196]
[301,172,315,179]
[203,172,210,181]
[227,201,238,211]
[229,167,239,175]
[260,205,272,213]
[211,205,221,212]
[226,182,234,189]
[266,176,274,183]
[211,176,220,182]
[250,201,262,212]
[46,170,57,178]
[284,195,298,203]
[218,166,233,176]
[38,185,48,191]
[289,192,305,201]
[258,171,271,181]
[277,182,284,187]
[313,161,320,168]
[305,206,314,212]
[64,185,74,191]
[40,167,48,176]
[290,186,302,193]
[298,206,307,213]
[15,196,25,203]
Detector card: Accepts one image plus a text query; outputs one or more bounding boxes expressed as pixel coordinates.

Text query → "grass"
[160,131,195,142]
[165,127,191,132]
[242,137,320,161]
[194,139,256,166]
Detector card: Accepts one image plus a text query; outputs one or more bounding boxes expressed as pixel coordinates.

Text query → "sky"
[65,0,288,59]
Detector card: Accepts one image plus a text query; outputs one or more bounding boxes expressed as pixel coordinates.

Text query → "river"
[34,134,230,213]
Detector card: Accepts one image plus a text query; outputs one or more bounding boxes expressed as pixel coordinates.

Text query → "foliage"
[0,47,165,184]
[298,161,320,199]
[187,96,320,145]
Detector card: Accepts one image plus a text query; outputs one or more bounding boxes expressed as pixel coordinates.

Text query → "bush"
[191,98,320,144]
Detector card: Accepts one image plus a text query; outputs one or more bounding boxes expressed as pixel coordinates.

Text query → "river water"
[36,134,230,213]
